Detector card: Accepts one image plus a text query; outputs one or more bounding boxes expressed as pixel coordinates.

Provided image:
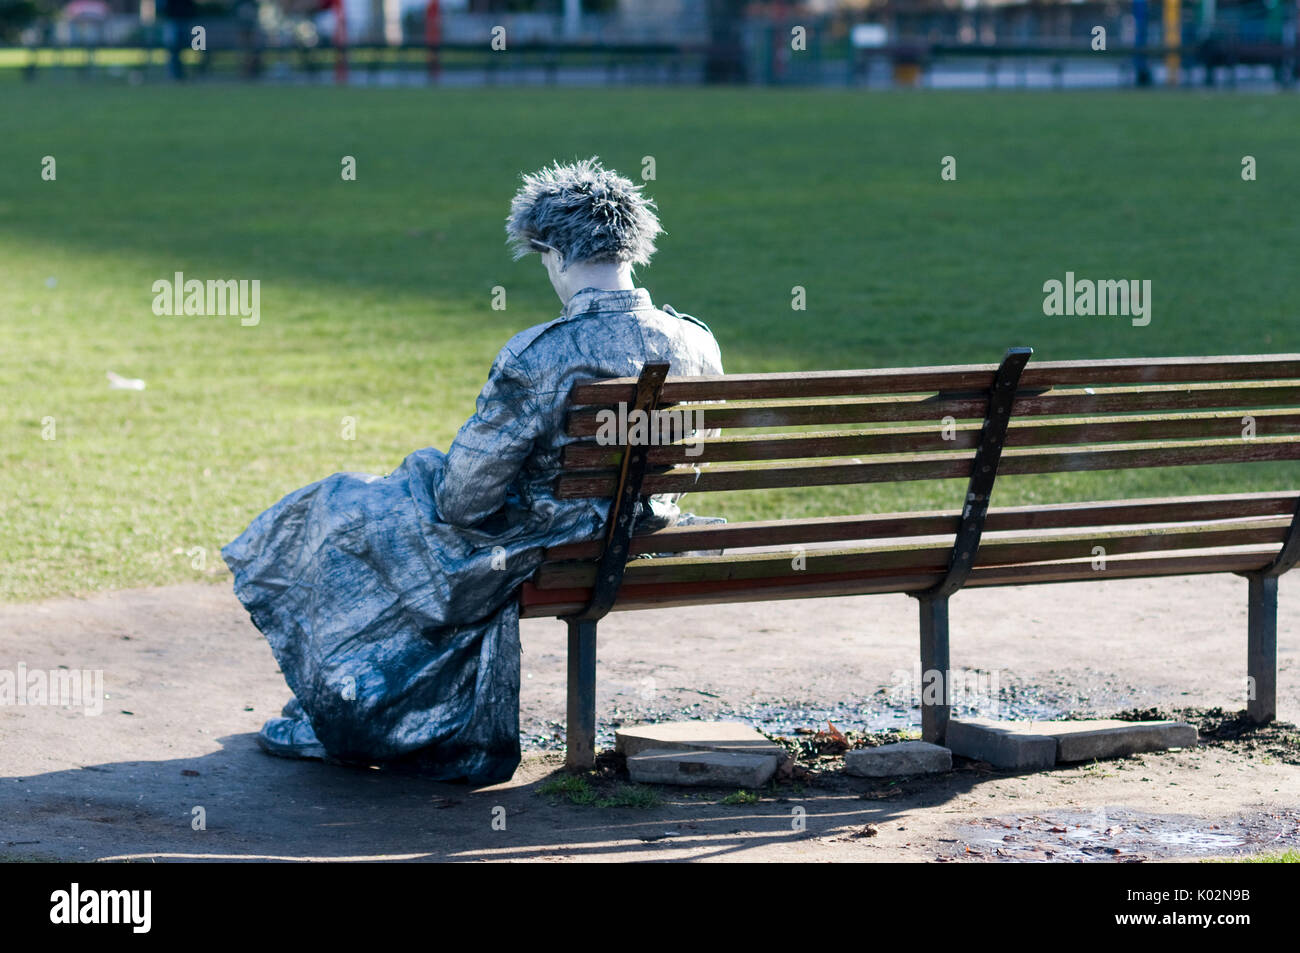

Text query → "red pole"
[772,0,788,78]
[334,0,348,84]
[425,0,441,80]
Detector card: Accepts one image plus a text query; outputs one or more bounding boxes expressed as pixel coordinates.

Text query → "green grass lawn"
[2,85,1298,602]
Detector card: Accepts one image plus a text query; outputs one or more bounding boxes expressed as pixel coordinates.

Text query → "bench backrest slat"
[558,354,1300,502]
[569,354,1300,405]
[566,382,1300,435]
[562,410,1300,468]
[557,437,1300,498]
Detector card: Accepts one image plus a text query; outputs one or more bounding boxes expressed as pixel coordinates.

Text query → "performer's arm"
[434,351,542,527]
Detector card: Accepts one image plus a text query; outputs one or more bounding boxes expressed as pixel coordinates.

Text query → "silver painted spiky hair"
[506,157,663,269]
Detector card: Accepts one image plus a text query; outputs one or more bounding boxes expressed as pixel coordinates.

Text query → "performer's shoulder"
[660,303,713,336]
[498,316,566,362]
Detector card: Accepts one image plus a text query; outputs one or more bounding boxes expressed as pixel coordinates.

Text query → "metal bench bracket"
[925,346,1033,600]
[910,346,1032,743]
[561,361,669,767]
[1261,497,1300,578]
[564,361,670,624]
[1236,495,1300,725]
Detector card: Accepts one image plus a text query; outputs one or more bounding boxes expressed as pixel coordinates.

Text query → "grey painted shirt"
[435,286,722,530]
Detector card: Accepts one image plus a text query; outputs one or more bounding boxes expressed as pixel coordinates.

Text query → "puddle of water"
[958,808,1281,862]
[1154,829,1246,850]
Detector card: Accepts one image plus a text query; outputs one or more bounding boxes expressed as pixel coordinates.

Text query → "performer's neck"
[552,261,635,304]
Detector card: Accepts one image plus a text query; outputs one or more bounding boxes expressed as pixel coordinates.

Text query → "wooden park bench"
[520,350,1300,768]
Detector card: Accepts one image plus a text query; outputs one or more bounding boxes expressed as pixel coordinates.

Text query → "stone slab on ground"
[615,720,787,761]
[946,718,1058,771]
[626,748,780,788]
[1037,719,1199,762]
[844,741,952,777]
[947,718,1200,769]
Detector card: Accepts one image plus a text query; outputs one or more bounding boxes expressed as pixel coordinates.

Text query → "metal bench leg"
[918,594,951,744]
[1247,573,1278,724]
[565,619,598,769]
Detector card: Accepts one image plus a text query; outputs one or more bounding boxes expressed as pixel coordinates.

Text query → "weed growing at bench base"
[537,774,662,809]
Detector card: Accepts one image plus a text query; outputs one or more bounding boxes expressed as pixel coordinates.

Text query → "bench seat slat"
[520,549,1280,616]
[569,355,1300,404]
[542,491,1300,560]
[533,518,1293,589]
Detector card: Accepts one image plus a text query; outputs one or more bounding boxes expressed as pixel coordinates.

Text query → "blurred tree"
[0,0,47,42]
[705,0,746,81]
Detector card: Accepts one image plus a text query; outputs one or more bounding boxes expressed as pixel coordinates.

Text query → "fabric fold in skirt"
[221,447,575,784]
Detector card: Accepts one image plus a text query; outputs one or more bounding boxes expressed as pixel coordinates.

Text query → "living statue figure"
[223,158,724,782]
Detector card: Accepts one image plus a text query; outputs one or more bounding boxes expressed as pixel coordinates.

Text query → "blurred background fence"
[2,0,1297,88]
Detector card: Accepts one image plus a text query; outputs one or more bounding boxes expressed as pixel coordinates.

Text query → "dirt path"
[0,575,1296,862]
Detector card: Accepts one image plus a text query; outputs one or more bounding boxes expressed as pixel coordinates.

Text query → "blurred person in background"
[158,0,198,80]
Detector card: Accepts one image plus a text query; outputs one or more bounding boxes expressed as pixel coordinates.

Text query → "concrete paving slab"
[626,748,779,788]
[1039,719,1199,762]
[946,719,1058,771]
[947,718,1199,768]
[844,741,952,777]
[615,720,787,761]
